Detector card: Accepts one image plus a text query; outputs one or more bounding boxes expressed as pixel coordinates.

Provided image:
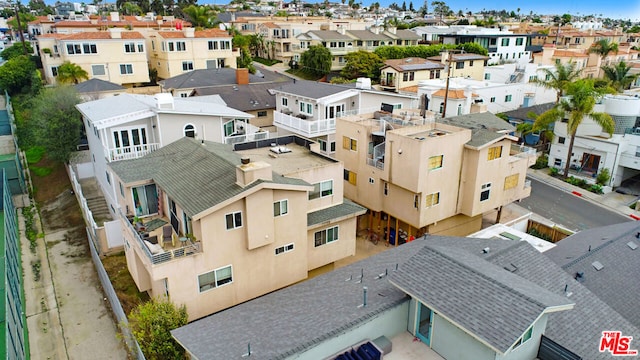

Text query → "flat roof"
[235,141,337,175]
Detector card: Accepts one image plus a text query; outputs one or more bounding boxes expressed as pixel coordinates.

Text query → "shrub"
[532,154,548,169]
[589,184,603,194]
[596,168,610,185]
[25,146,46,164]
[549,167,559,176]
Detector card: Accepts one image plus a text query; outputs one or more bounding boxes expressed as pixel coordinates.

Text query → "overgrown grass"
[22,206,38,254]
[30,166,53,177]
[25,146,46,164]
[254,57,281,66]
[285,68,323,81]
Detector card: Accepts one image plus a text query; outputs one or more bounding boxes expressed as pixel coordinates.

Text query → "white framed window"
[490,97,496,103]
[225,211,242,230]
[314,226,338,247]
[513,326,533,349]
[51,66,59,76]
[220,41,231,50]
[257,111,267,117]
[282,97,288,107]
[198,265,233,292]
[275,243,294,255]
[425,192,440,208]
[91,64,105,76]
[208,40,219,50]
[184,124,196,138]
[299,101,313,115]
[428,155,443,169]
[182,61,194,71]
[342,136,357,151]
[505,94,512,102]
[309,180,333,200]
[369,177,375,184]
[137,43,144,52]
[484,73,490,80]
[273,199,288,217]
[119,64,133,75]
[124,42,136,53]
[480,183,491,202]
[383,182,389,196]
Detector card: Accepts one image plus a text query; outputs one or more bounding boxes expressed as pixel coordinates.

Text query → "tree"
[128,298,188,360]
[56,61,89,84]
[588,38,619,60]
[432,1,450,23]
[1,42,34,61]
[340,51,383,80]
[533,79,614,177]
[516,111,554,145]
[0,55,37,95]
[300,45,332,77]
[532,61,582,103]
[30,86,83,163]
[182,5,215,28]
[121,1,142,15]
[601,61,638,92]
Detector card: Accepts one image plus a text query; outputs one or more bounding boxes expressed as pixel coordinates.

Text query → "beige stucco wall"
[307,217,357,270]
[156,112,226,146]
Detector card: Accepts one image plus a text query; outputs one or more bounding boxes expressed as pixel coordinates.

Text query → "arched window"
[184,124,196,138]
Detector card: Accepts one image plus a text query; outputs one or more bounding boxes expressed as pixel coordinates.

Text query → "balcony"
[509,144,537,167]
[274,111,336,137]
[106,143,160,162]
[380,78,396,89]
[122,212,201,265]
[224,122,269,145]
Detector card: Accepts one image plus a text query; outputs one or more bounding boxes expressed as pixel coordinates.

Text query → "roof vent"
[482,247,490,254]
[627,241,638,250]
[574,271,584,280]
[592,261,604,271]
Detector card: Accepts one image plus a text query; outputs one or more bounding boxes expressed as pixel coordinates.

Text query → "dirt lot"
[24,158,127,359]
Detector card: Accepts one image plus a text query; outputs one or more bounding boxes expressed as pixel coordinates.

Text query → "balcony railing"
[106,143,159,162]
[224,122,269,144]
[274,111,336,137]
[121,212,201,265]
[510,144,537,158]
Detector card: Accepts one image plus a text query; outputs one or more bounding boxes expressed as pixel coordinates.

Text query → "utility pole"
[441,49,463,118]
[12,0,28,56]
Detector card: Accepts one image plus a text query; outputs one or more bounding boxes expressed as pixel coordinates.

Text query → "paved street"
[519,178,631,231]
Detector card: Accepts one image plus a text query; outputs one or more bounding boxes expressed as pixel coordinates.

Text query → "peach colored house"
[336,110,535,239]
[147,28,239,80]
[110,136,365,320]
[380,57,445,92]
[533,44,639,79]
[37,29,150,86]
[426,51,489,81]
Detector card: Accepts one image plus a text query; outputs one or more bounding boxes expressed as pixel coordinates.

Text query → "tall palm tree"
[532,61,583,103]
[601,60,639,92]
[589,38,619,61]
[56,61,88,84]
[182,5,215,28]
[533,79,614,177]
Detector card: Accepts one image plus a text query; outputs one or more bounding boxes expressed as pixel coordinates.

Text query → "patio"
[126,214,201,264]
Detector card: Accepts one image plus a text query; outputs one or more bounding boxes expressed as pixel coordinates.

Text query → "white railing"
[336,107,386,118]
[106,143,160,162]
[224,122,269,144]
[510,144,537,158]
[67,165,98,234]
[274,111,336,136]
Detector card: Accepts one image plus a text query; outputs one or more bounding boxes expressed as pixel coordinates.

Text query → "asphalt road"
[518,178,631,231]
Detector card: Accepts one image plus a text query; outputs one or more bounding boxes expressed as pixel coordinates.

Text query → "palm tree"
[589,38,619,61]
[57,61,88,84]
[601,60,638,92]
[182,5,215,28]
[533,79,614,177]
[532,61,583,103]
[516,111,554,145]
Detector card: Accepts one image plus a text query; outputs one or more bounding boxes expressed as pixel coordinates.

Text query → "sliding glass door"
[132,184,158,216]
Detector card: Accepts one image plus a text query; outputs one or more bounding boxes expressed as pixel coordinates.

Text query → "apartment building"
[545,28,625,50]
[50,12,190,35]
[147,28,239,80]
[380,57,445,92]
[37,28,150,86]
[336,110,535,238]
[533,44,639,79]
[426,51,490,81]
[111,136,365,320]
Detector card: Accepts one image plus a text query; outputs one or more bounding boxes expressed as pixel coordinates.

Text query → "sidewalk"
[526,168,639,219]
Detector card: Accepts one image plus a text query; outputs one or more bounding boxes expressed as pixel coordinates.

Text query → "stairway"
[79,178,113,225]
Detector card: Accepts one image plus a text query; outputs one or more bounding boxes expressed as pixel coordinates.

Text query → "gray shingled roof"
[172,240,426,360]
[347,30,392,41]
[74,78,125,93]
[385,29,421,40]
[193,81,293,111]
[389,243,574,354]
[307,198,367,226]
[545,221,640,329]
[440,112,515,132]
[109,138,308,218]
[502,103,555,121]
[158,68,282,90]
[272,80,353,99]
[307,30,354,40]
[466,129,508,148]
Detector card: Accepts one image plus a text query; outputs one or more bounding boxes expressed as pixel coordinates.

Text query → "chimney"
[184,27,195,38]
[108,27,122,39]
[110,12,120,22]
[236,160,272,187]
[155,93,174,110]
[236,68,249,85]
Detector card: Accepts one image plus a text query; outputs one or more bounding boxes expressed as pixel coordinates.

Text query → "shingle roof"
[347,30,392,41]
[306,30,354,40]
[383,58,444,72]
[466,129,508,148]
[389,243,574,354]
[271,80,352,99]
[307,198,367,226]
[172,240,426,360]
[56,31,145,40]
[193,82,288,111]
[439,112,515,133]
[158,68,281,90]
[109,138,307,218]
[74,78,125,93]
[502,103,555,121]
[385,29,421,40]
[545,221,640,328]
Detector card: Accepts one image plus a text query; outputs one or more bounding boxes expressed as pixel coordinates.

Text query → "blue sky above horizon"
[194,0,640,21]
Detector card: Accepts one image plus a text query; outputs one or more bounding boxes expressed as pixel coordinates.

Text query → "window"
[92,64,105,76]
[489,38,497,46]
[425,192,440,207]
[124,42,136,53]
[220,41,231,50]
[176,41,186,51]
[545,74,552,81]
[138,43,144,52]
[273,199,288,217]
[257,111,267,117]
[529,75,537,81]
[275,243,294,255]
[403,72,408,81]
[455,62,464,69]
[309,180,333,199]
[342,136,357,151]
[514,326,533,349]
[501,38,510,46]
[282,97,288,107]
[490,97,496,103]
[319,139,327,152]
[119,182,124,197]
[505,95,512,102]
[554,158,562,166]
[428,155,443,169]
[225,211,242,230]
[414,194,420,208]
[484,73,490,80]
[516,37,524,46]
[182,61,194,71]
[314,226,339,247]
[344,169,357,185]
[369,177,375,184]
[184,124,195,138]
[480,183,491,201]
[504,174,519,190]
[383,182,389,196]
[488,146,502,160]
[105,171,111,184]
[558,137,565,144]
[198,265,233,292]
[208,40,219,50]
[119,64,133,75]
[299,101,313,115]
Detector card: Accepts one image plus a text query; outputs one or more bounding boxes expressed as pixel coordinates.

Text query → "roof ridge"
[427,244,549,309]
[560,225,640,269]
